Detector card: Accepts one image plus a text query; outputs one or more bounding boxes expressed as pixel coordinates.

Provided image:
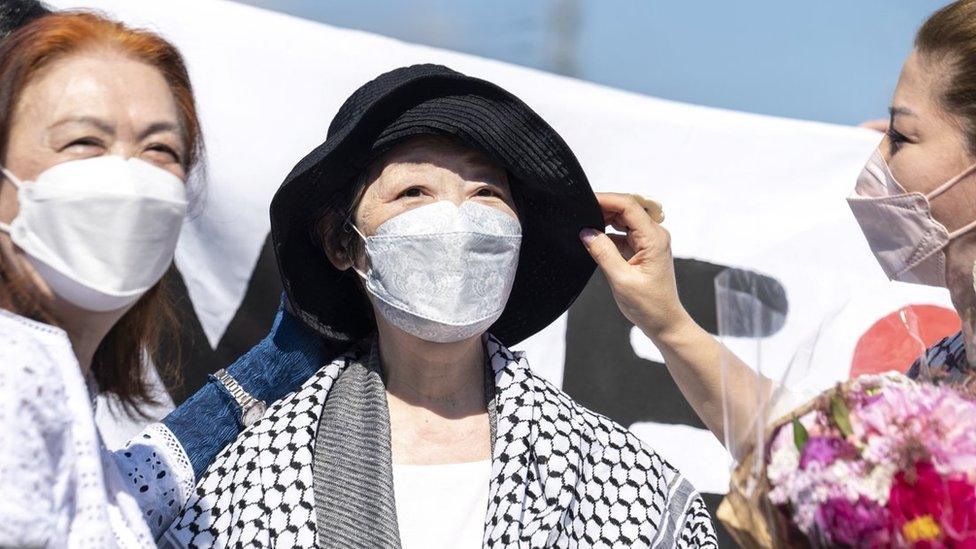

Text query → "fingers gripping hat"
[271,64,603,346]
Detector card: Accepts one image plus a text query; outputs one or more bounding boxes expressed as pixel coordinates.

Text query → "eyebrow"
[889,106,916,118]
[137,121,181,141]
[48,117,181,140]
[49,115,115,134]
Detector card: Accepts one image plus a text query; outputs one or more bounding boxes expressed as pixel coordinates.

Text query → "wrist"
[642,306,699,349]
[162,378,242,479]
[225,347,267,401]
[213,369,267,427]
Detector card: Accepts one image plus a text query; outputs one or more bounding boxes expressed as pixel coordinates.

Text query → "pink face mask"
[847,149,976,287]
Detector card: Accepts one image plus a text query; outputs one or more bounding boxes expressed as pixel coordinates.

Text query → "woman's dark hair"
[916,0,976,154]
[0,11,203,415]
[0,0,49,41]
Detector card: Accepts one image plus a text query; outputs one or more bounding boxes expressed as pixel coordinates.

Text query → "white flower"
[768,440,800,485]
[853,462,896,504]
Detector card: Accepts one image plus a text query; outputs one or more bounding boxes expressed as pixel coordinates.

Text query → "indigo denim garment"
[163,297,334,479]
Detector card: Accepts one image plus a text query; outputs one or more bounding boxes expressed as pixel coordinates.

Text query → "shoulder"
[908,331,968,379]
[0,311,71,425]
[0,312,74,546]
[200,350,354,475]
[169,352,356,546]
[530,367,684,479]
[521,368,717,547]
[0,310,62,368]
[487,334,685,480]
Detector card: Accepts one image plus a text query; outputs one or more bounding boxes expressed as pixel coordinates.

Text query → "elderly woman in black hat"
[167,65,717,548]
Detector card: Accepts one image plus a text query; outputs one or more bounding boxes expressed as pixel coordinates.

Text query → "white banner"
[53,0,955,515]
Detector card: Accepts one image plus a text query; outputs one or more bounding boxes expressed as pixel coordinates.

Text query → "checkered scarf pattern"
[167,335,717,548]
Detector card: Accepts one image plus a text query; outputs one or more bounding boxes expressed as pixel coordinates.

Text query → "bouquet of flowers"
[712,267,976,548]
[720,372,976,548]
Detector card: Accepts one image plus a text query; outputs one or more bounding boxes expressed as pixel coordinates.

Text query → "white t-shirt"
[392,459,491,549]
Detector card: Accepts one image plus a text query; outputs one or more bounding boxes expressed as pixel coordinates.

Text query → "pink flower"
[815,496,889,547]
[800,436,857,470]
[943,479,976,545]
[852,382,976,477]
[887,461,976,547]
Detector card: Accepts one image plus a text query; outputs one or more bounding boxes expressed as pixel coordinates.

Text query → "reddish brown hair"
[916,0,976,154]
[0,11,203,413]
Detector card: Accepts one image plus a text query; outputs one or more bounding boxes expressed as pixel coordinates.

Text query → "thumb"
[580,228,629,279]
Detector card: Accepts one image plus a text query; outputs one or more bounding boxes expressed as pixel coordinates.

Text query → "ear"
[323,236,354,272]
[313,209,357,272]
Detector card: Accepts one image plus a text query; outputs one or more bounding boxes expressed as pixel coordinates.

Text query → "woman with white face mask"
[0,11,332,547]
[169,64,718,548]
[0,12,197,548]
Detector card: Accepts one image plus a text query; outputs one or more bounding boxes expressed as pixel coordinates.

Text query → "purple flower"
[815,497,889,547]
[800,436,857,470]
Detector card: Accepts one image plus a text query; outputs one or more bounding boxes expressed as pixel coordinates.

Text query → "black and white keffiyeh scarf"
[167,335,717,548]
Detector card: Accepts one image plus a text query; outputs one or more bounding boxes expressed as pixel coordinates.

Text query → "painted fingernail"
[579,228,599,244]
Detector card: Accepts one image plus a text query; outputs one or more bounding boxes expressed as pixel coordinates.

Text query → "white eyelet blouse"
[0,309,194,547]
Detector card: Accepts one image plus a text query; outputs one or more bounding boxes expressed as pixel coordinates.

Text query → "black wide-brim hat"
[271,64,603,347]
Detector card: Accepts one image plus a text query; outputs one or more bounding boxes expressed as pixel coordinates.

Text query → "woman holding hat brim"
[168,65,717,548]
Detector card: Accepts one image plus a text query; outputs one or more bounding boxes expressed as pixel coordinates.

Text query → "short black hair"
[0,0,50,41]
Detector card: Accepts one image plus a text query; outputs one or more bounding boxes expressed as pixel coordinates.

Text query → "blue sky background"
[236,0,948,126]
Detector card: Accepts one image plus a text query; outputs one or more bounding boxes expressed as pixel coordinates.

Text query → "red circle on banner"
[850,304,960,378]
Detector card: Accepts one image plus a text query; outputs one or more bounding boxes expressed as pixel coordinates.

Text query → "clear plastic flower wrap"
[713,265,976,548]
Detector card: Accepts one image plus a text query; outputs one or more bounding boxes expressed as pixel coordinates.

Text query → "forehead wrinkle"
[18,65,118,136]
[48,115,116,134]
[376,160,454,191]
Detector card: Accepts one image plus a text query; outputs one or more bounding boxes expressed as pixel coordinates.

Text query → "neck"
[946,234,976,366]
[376,318,486,417]
[54,297,126,377]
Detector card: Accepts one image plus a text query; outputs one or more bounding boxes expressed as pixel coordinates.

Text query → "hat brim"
[270,67,603,347]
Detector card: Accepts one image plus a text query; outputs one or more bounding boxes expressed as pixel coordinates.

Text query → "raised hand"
[579,192,691,340]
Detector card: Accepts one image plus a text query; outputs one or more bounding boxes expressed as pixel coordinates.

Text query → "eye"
[145,143,182,164]
[475,187,498,198]
[63,137,104,151]
[397,186,424,199]
[886,127,909,154]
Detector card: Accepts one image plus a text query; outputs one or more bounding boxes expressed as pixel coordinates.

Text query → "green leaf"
[792,417,809,452]
[831,394,853,437]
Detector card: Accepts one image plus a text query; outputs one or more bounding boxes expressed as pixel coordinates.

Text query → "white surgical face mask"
[0,156,188,311]
[848,149,976,287]
[350,200,522,343]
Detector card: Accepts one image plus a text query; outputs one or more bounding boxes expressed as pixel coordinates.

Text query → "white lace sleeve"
[0,330,69,547]
[112,422,195,539]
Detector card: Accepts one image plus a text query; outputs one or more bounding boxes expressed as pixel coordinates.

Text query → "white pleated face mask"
[0,156,188,311]
[350,200,522,343]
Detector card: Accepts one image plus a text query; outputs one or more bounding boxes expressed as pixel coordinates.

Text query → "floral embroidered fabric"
[0,309,195,547]
[113,422,197,538]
